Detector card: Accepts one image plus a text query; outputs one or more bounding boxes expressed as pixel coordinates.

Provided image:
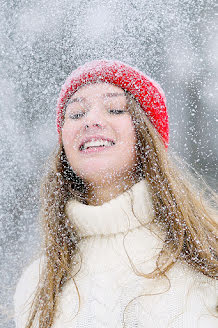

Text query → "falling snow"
[0,1,217,327]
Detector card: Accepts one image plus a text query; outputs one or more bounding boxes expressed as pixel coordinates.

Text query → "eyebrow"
[103,92,125,98]
[67,92,125,104]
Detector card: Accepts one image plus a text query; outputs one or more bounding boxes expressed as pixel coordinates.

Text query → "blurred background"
[0,0,217,326]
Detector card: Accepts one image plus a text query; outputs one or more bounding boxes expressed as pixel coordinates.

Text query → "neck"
[86,174,140,206]
[66,178,157,237]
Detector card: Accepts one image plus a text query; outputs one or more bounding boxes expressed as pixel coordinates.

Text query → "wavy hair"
[25,92,217,328]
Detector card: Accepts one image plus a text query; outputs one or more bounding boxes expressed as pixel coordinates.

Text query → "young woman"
[14,60,217,328]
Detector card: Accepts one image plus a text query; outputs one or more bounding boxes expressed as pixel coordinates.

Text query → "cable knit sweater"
[14,179,217,327]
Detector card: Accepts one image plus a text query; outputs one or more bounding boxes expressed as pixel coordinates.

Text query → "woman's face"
[62,83,137,185]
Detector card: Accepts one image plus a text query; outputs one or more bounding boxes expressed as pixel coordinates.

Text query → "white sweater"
[14,179,217,327]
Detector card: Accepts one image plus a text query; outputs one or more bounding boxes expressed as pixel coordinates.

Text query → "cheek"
[61,124,78,163]
[62,123,76,146]
[115,118,137,167]
[117,118,136,146]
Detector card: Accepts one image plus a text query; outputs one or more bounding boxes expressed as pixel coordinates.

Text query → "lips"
[79,136,115,151]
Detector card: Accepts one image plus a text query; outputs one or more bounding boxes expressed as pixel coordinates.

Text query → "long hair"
[25,92,218,328]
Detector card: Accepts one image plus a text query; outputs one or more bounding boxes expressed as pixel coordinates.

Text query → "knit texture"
[14,179,217,327]
[56,60,169,147]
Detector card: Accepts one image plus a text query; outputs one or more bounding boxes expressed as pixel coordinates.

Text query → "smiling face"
[62,83,137,186]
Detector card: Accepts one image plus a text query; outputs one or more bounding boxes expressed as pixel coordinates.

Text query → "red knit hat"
[57,60,169,147]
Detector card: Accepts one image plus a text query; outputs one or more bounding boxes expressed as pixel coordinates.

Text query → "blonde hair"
[25,92,218,328]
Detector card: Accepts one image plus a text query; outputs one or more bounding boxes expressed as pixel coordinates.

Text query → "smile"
[79,138,115,151]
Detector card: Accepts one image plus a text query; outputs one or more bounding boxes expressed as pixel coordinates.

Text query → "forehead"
[70,82,126,100]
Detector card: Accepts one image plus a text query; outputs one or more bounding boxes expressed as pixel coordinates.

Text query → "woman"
[14,60,217,327]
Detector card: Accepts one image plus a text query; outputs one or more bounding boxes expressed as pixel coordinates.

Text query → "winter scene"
[0,0,217,327]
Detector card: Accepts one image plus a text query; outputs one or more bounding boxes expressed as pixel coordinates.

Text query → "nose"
[82,102,106,131]
[85,123,102,130]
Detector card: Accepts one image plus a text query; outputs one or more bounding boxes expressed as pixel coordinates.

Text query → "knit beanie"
[56,60,169,147]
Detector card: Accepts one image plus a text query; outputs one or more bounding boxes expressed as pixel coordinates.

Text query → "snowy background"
[0,0,217,327]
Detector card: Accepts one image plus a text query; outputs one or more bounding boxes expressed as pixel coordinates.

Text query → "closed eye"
[109,109,126,114]
[68,109,126,119]
[69,112,86,119]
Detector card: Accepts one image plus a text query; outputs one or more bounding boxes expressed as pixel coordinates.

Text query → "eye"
[69,112,86,120]
[109,109,126,114]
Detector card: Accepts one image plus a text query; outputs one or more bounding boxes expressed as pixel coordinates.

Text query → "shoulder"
[169,261,217,292]
[169,262,217,318]
[14,255,45,327]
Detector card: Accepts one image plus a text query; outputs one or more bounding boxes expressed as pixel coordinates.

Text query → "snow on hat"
[56,60,169,147]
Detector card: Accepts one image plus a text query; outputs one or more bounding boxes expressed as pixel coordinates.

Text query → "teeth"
[81,139,114,150]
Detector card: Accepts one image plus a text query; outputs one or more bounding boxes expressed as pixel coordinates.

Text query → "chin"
[79,170,116,183]
[79,166,133,186]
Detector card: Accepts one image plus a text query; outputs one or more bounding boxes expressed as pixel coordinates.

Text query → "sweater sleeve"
[13,257,43,328]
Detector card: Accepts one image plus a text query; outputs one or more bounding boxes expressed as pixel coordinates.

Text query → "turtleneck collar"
[65,179,154,237]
